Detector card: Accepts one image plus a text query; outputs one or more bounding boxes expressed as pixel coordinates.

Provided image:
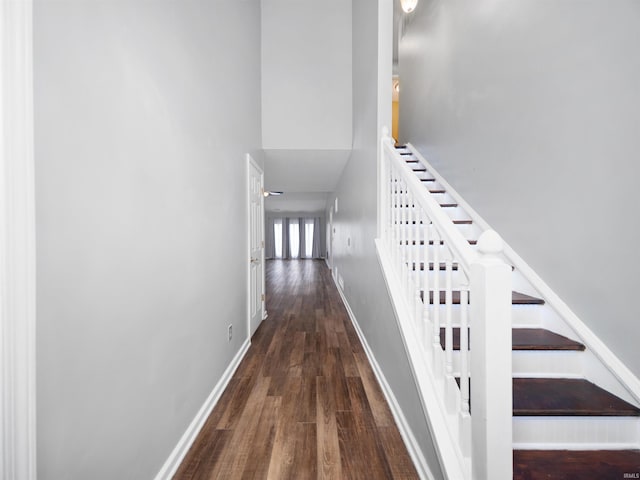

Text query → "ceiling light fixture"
[400,0,418,13]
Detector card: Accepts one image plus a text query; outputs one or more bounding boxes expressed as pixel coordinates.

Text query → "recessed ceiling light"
[263,191,284,197]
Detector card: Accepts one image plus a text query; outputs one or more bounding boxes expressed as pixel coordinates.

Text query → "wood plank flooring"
[173,259,419,480]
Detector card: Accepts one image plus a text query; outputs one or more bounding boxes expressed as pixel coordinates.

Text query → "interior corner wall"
[33,1,261,479]
[329,0,444,477]
[399,1,640,379]
[261,0,353,150]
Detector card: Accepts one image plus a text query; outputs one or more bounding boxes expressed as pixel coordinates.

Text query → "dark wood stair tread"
[439,328,585,351]
[455,377,640,417]
[394,203,458,208]
[411,262,459,271]
[400,239,478,246]
[395,219,472,225]
[513,378,640,416]
[513,449,640,479]
[392,189,446,193]
[512,328,585,350]
[423,290,545,305]
[512,292,545,304]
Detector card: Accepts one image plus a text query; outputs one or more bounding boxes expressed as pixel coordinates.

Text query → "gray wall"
[329,0,444,477]
[399,1,640,378]
[33,1,262,478]
[261,0,352,150]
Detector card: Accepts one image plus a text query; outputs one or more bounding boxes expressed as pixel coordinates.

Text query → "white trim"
[0,1,37,479]
[153,339,251,480]
[407,143,640,405]
[247,154,265,338]
[375,239,469,480]
[376,0,393,239]
[331,264,438,480]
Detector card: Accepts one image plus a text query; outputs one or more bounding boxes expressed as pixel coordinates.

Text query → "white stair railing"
[378,129,513,479]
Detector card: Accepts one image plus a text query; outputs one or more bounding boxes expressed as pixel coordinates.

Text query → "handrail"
[377,129,513,479]
[401,149,640,405]
[381,138,478,272]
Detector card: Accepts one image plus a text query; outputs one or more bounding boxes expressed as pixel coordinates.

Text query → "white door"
[328,208,333,272]
[248,155,265,337]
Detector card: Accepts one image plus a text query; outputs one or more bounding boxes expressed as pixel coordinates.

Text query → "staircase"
[377,137,640,479]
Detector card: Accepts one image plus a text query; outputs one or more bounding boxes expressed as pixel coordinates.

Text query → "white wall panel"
[261,0,352,149]
[33,1,262,478]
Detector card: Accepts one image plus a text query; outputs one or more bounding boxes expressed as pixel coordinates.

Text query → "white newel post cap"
[477,230,504,262]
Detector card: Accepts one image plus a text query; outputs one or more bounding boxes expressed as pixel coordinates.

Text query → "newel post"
[470,230,512,479]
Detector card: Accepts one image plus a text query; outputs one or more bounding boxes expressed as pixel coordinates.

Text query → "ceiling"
[264,192,330,214]
[263,149,351,213]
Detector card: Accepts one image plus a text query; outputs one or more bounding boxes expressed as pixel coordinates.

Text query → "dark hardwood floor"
[173,259,419,480]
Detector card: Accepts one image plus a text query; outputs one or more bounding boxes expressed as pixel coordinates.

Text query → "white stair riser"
[442,350,583,378]
[410,270,469,288]
[393,181,446,193]
[413,170,435,181]
[394,205,470,222]
[513,416,640,449]
[396,223,483,239]
[406,304,541,326]
[512,351,583,377]
[398,245,478,262]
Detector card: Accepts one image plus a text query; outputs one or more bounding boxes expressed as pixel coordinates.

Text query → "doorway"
[247,155,266,337]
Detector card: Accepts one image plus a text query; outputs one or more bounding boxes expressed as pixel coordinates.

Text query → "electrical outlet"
[227,324,232,342]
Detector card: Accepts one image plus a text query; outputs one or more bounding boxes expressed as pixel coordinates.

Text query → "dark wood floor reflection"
[174,259,419,480]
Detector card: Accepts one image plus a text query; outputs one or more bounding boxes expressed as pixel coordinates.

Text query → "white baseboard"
[330,271,437,480]
[153,339,251,480]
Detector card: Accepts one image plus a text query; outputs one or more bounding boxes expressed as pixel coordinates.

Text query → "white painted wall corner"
[153,339,251,480]
[1,1,37,479]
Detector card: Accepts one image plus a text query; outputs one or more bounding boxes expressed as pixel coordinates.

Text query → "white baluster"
[431,228,441,371]
[445,258,453,376]
[386,160,392,246]
[422,219,431,353]
[406,190,415,307]
[459,286,471,456]
[390,162,396,248]
[395,173,403,268]
[414,207,424,333]
[401,180,409,294]
[444,257,458,413]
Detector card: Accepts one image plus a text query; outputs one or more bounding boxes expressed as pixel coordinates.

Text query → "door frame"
[1,1,37,478]
[246,154,265,340]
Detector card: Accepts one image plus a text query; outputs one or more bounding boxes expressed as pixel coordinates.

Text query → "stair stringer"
[405,143,640,408]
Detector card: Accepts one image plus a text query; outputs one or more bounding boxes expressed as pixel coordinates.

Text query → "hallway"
[173,260,419,479]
